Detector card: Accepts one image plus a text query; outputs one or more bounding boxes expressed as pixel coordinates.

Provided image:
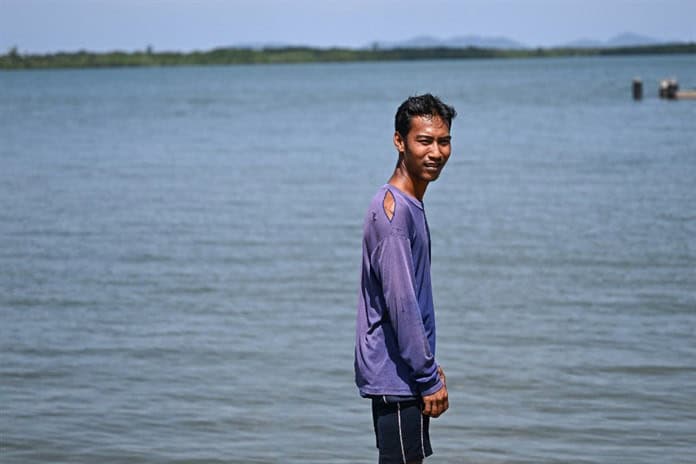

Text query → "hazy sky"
[2,0,695,53]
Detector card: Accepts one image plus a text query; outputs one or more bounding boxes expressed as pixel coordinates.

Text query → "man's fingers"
[423,400,441,418]
[436,398,445,417]
[422,399,431,417]
[422,384,449,417]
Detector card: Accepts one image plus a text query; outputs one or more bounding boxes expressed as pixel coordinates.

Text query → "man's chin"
[425,171,443,182]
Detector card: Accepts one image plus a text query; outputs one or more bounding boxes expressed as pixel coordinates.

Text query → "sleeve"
[372,229,443,396]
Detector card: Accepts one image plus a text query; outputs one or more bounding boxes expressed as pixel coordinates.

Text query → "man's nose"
[429,142,444,158]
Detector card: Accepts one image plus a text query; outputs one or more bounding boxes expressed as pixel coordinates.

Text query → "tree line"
[2,43,695,70]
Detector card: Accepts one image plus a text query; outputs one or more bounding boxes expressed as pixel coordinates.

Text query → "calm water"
[1,55,695,464]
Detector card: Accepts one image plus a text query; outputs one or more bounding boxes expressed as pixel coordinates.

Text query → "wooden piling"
[632,78,643,100]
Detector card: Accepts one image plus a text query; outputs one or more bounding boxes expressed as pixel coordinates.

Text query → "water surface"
[1,55,695,463]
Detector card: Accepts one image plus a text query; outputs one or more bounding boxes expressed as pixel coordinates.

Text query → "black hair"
[394,93,457,138]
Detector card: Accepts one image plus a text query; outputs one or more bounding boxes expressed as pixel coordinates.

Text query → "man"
[355,94,456,464]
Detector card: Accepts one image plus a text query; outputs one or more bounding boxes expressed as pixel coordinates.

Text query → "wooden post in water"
[632,78,643,100]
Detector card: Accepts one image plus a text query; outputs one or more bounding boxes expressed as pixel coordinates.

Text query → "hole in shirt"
[383,189,395,222]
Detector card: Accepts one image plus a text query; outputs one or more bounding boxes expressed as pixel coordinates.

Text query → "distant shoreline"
[2,43,695,70]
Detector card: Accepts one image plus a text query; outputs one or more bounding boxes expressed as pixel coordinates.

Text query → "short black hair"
[395,93,457,138]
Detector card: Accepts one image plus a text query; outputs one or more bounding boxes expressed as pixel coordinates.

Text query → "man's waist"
[366,394,420,404]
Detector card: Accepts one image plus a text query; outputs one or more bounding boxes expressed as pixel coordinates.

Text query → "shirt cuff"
[419,377,444,397]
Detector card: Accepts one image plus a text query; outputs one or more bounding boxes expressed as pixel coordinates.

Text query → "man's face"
[394,115,452,183]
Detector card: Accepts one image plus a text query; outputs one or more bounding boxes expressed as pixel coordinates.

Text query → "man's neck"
[388,162,428,201]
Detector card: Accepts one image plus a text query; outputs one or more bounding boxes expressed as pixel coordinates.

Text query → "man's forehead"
[410,114,450,133]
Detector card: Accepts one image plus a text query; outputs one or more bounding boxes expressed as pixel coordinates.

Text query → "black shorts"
[371,396,432,464]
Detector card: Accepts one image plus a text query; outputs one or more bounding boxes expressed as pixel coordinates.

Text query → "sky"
[1,0,695,53]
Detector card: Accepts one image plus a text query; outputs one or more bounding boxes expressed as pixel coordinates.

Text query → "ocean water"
[1,55,695,463]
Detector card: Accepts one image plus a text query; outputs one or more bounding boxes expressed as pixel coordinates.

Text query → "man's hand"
[422,367,448,418]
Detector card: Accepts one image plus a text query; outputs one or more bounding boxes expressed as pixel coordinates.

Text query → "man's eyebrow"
[414,135,452,143]
[414,134,451,140]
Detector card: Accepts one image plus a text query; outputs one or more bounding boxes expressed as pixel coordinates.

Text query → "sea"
[1,54,695,464]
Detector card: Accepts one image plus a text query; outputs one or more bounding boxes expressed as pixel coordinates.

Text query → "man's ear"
[393,131,405,153]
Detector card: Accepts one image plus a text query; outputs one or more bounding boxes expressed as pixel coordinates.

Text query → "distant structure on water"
[632,78,696,100]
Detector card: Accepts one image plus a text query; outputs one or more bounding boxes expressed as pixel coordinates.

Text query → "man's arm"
[373,231,443,398]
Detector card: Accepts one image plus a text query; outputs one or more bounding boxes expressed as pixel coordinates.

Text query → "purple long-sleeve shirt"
[354,184,443,398]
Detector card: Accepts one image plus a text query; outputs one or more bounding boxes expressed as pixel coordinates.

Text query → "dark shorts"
[371,396,432,464]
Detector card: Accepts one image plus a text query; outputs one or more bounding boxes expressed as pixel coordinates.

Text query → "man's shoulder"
[364,185,415,230]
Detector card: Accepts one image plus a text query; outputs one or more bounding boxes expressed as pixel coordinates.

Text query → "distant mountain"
[233,32,679,52]
[448,35,527,49]
[562,38,605,48]
[372,35,526,50]
[563,33,663,48]
[607,32,662,47]
[371,32,677,51]
[231,42,307,50]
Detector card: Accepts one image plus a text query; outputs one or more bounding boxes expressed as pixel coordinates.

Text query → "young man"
[355,94,456,464]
